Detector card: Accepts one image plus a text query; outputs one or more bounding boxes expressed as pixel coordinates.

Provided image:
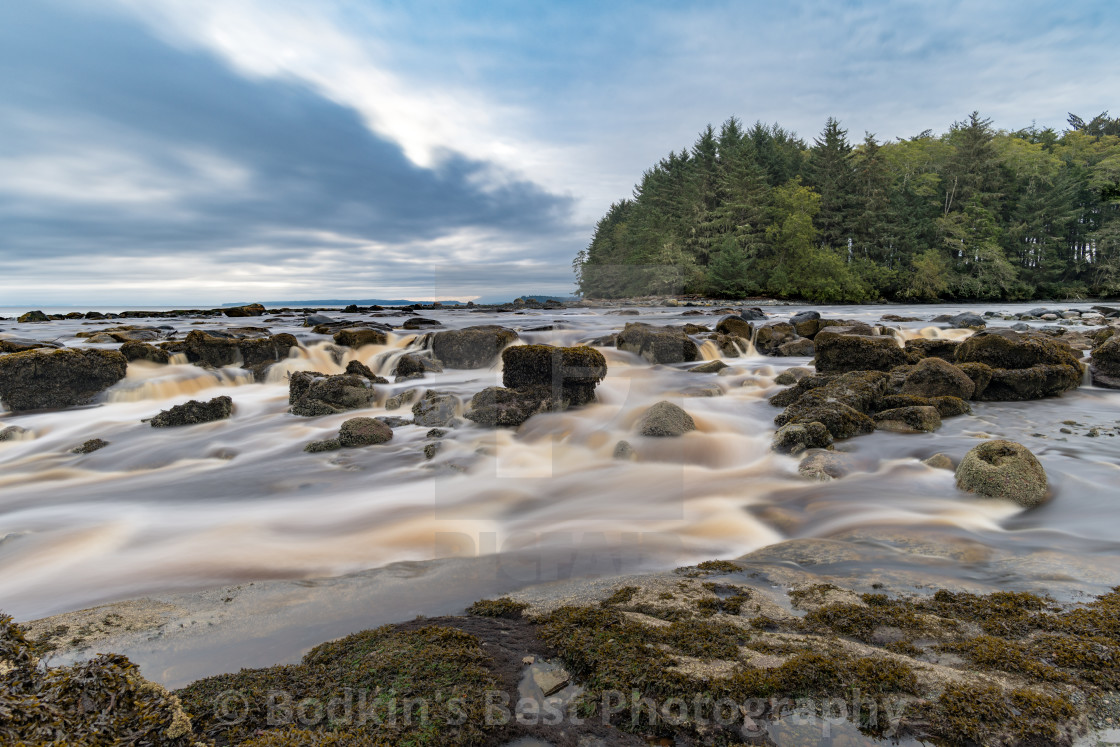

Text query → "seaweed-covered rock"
[981,364,1083,402]
[393,353,443,379]
[71,438,110,453]
[753,322,797,355]
[304,438,341,453]
[411,390,458,427]
[223,303,265,317]
[778,400,875,440]
[873,405,942,434]
[333,328,388,348]
[179,330,298,374]
[344,359,388,383]
[150,395,233,427]
[897,357,976,400]
[120,341,170,364]
[955,329,1080,370]
[956,362,993,399]
[772,422,833,454]
[17,310,49,323]
[1090,335,1120,388]
[431,325,517,368]
[714,315,752,339]
[338,417,393,447]
[0,348,127,412]
[929,396,972,417]
[289,372,378,416]
[904,338,961,364]
[502,345,607,406]
[616,323,700,364]
[814,331,906,373]
[955,440,1048,507]
[636,401,696,437]
[463,386,553,427]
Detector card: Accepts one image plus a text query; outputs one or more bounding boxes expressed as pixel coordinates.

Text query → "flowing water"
[2,302,1120,671]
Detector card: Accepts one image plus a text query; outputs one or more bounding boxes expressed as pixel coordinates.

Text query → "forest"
[573,112,1120,302]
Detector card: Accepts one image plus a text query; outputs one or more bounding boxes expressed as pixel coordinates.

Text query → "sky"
[1,0,1118,306]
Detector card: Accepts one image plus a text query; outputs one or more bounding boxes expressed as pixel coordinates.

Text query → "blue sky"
[1,0,1117,305]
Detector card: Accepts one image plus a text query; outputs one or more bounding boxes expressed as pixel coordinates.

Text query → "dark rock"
[344,360,388,383]
[385,389,417,410]
[334,328,388,348]
[377,416,412,428]
[431,325,518,368]
[0,338,61,353]
[739,307,767,320]
[392,353,443,379]
[814,331,906,373]
[304,314,338,326]
[982,364,1083,401]
[1090,335,1120,388]
[955,362,993,399]
[178,330,298,372]
[289,372,378,416]
[688,360,728,374]
[682,324,711,334]
[464,386,554,427]
[17,310,49,323]
[903,338,961,363]
[714,315,752,339]
[71,438,109,454]
[304,438,342,453]
[790,310,822,338]
[502,345,608,406]
[338,417,393,447]
[423,442,442,459]
[773,370,887,439]
[772,422,833,454]
[223,303,266,317]
[403,317,441,330]
[0,348,127,412]
[955,440,1048,507]
[897,357,976,400]
[636,401,696,437]
[616,323,700,364]
[873,405,941,433]
[1011,322,1031,332]
[947,312,986,329]
[798,451,848,481]
[411,390,458,427]
[150,395,233,427]
[956,329,1080,370]
[777,338,815,357]
[929,396,972,417]
[753,322,798,355]
[120,341,170,364]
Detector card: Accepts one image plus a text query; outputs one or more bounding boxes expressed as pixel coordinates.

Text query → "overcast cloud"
[1,0,1117,305]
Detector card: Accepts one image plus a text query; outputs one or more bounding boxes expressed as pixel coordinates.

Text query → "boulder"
[150,395,233,427]
[178,330,298,373]
[814,331,905,373]
[333,328,388,348]
[955,329,1080,370]
[0,338,61,353]
[464,386,553,428]
[344,360,388,383]
[955,362,993,399]
[1090,335,1120,388]
[304,314,338,327]
[798,451,849,481]
[0,348,127,412]
[17,310,49,323]
[635,401,696,437]
[431,326,518,368]
[402,317,441,330]
[502,345,607,406]
[120,341,170,364]
[955,440,1048,507]
[903,338,961,364]
[411,390,458,427]
[289,372,378,416]
[392,353,443,379]
[947,312,985,329]
[223,303,266,317]
[790,310,822,338]
[739,307,767,321]
[613,440,635,460]
[774,367,811,386]
[753,322,798,355]
[873,406,942,434]
[616,323,700,364]
[929,396,972,417]
[338,417,393,447]
[688,360,728,374]
[715,315,753,339]
[924,453,954,470]
[777,338,815,357]
[772,422,833,454]
[982,364,1082,402]
[897,357,976,400]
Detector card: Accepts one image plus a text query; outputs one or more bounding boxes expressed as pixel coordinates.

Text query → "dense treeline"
[573,112,1120,302]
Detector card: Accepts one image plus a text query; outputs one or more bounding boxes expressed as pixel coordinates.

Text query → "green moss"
[674,559,740,577]
[466,597,528,618]
[920,589,1054,637]
[944,635,1067,682]
[803,601,927,642]
[788,583,843,609]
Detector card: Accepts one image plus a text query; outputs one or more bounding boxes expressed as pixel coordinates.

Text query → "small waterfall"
[107,365,255,402]
[697,340,722,360]
[1082,362,1093,387]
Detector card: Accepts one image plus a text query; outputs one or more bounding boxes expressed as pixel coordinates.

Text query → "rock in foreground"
[955,439,1048,507]
[635,401,696,437]
[150,396,233,427]
[0,348,127,412]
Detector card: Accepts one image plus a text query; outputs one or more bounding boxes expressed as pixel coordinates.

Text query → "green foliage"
[576,112,1120,301]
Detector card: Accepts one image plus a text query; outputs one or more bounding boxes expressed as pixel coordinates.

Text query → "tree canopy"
[574,111,1120,302]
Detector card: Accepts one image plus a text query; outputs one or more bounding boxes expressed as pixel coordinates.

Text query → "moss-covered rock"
[929,395,972,417]
[150,395,233,427]
[956,439,1048,507]
[1090,334,1120,388]
[501,344,607,406]
[0,347,127,412]
[814,331,906,373]
[393,353,443,379]
[688,359,728,374]
[753,321,798,355]
[777,400,876,439]
[223,303,265,317]
[431,325,517,368]
[411,389,459,427]
[120,340,169,364]
[338,416,393,447]
[956,329,1080,369]
[956,361,993,399]
[896,356,976,399]
[981,363,1083,401]
[288,372,378,417]
[17,310,50,323]
[873,405,942,433]
[71,438,110,454]
[714,315,752,339]
[175,330,298,379]
[903,338,961,364]
[777,337,815,356]
[332,328,388,348]
[616,322,700,364]
[772,422,833,454]
[636,400,696,437]
[463,386,554,428]
[343,359,388,383]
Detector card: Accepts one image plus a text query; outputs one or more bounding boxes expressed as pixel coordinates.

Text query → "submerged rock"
[798,451,848,481]
[150,396,233,427]
[772,422,833,455]
[0,425,30,441]
[411,390,458,427]
[289,372,378,416]
[612,440,635,460]
[635,401,696,437]
[0,348,127,412]
[430,325,517,368]
[923,453,954,470]
[955,439,1048,507]
[616,322,700,364]
[72,438,110,454]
